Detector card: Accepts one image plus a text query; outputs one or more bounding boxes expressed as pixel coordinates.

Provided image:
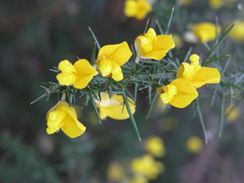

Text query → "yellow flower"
[107,162,125,181]
[179,0,193,6]
[144,136,166,158]
[131,154,164,180]
[135,28,175,60]
[186,136,203,153]
[124,0,152,20]
[46,101,86,138]
[95,92,136,120]
[177,54,221,88]
[193,22,221,43]
[229,21,244,42]
[209,0,223,9]
[209,0,236,9]
[157,78,198,108]
[225,105,240,122]
[56,59,98,89]
[96,41,132,81]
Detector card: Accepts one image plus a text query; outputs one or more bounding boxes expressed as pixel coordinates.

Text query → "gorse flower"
[193,22,221,43]
[225,105,240,122]
[186,136,203,153]
[96,41,132,81]
[144,136,166,158]
[131,154,164,180]
[107,162,125,182]
[157,78,198,108]
[95,92,136,120]
[135,28,175,60]
[56,59,98,89]
[229,21,244,42]
[177,54,221,88]
[124,0,152,20]
[46,101,86,138]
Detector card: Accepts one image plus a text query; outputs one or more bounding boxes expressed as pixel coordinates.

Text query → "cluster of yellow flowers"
[42,0,230,139]
[107,136,165,183]
[45,26,221,138]
[158,54,220,108]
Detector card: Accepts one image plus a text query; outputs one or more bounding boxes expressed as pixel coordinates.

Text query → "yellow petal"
[59,102,86,138]
[97,59,112,77]
[96,93,135,120]
[56,60,78,86]
[56,72,77,86]
[73,59,98,89]
[155,34,175,51]
[176,62,201,80]
[110,42,132,66]
[58,60,77,73]
[111,62,123,81]
[192,67,221,88]
[170,79,198,108]
[135,29,175,60]
[61,114,86,138]
[98,42,132,66]
[74,59,98,76]
[124,1,137,17]
[193,22,221,43]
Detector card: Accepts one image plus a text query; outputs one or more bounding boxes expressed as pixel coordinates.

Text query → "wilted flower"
[177,54,221,88]
[95,92,136,120]
[46,101,86,138]
[135,28,175,60]
[229,21,244,42]
[96,41,132,81]
[124,0,152,20]
[157,78,198,108]
[193,22,221,43]
[144,136,166,158]
[186,136,203,153]
[56,59,98,89]
[131,154,164,180]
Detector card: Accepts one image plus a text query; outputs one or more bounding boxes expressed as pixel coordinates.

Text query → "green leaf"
[122,88,141,141]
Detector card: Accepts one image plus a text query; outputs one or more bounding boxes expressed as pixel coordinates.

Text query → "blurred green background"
[0,0,244,182]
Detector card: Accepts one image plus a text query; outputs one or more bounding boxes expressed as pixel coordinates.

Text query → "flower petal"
[155,34,175,50]
[111,62,123,81]
[96,93,136,120]
[73,59,98,89]
[74,59,98,76]
[192,67,221,88]
[170,79,198,108]
[110,42,132,66]
[59,102,86,138]
[97,59,112,77]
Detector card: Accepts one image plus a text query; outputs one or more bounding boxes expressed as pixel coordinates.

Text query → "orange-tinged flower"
[96,41,132,81]
[56,59,98,89]
[124,0,152,20]
[46,101,86,138]
[177,54,221,88]
[95,92,136,120]
[135,28,175,60]
[193,22,221,43]
[157,78,198,108]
